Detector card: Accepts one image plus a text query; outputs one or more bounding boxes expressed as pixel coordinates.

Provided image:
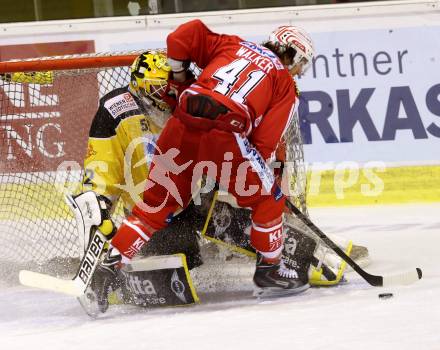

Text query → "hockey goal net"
[0,51,308,281]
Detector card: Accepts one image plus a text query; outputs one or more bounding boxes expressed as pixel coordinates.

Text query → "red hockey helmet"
[268,25,315,75]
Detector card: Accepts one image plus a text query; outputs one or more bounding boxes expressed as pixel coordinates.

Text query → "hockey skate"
[253,253,310,298]
[78,248,123,317]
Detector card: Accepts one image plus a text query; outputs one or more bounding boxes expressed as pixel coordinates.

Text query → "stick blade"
[382,268,422,287]
[19,270,83,297]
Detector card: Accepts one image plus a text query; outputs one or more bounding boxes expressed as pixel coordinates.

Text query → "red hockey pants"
[111,115,286,260]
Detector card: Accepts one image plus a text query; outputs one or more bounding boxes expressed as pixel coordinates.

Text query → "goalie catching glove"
[66,191,117,255]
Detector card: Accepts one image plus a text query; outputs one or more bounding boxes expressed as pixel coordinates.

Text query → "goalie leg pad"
[201,198,256,256]
[110,254,199,308]
[309,241,352,286]
[282,225,317,283]
[201,194,350,286]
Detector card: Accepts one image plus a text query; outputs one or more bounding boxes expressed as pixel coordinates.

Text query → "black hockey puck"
[378,293,393,299]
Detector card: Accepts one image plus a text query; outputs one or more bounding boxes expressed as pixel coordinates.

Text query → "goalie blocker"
[69,191,201,315]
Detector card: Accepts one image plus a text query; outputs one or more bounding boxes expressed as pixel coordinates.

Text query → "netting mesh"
[0,52,308,282]
[0,59,132,280]
[284,114,308,215]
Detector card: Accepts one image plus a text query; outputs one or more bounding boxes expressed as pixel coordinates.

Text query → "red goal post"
[0,50,308,281]
[0,54,138,74]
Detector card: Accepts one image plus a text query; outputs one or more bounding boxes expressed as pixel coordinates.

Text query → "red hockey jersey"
[166,19,299,160]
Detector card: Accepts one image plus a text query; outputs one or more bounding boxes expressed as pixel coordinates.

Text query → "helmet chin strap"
[287,63,303,77]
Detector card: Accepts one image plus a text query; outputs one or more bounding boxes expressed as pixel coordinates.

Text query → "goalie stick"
[285,199,422,287]
[19,228,106,297]
[19,193,109,296]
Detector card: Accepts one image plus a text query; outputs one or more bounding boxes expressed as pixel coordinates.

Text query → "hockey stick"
[285,199,422,287]
[19,229,106,297]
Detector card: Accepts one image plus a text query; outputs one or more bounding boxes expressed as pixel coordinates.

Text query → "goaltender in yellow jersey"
[82,51,173,212]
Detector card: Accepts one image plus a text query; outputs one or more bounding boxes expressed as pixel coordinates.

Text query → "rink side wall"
[0,0,439,206]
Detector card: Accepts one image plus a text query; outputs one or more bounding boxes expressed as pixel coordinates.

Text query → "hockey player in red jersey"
[91,19,316,307]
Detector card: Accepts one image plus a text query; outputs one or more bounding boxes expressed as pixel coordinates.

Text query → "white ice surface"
[1,204,439,350]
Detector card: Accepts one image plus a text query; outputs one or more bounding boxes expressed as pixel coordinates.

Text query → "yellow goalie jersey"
[82,86,165,211]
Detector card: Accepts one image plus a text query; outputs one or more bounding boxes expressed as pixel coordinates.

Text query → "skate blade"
[253,283,310,298]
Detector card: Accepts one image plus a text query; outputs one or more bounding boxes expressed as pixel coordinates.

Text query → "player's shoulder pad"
[89,87,136,138]
[90,87,144,138]
[101,87,141,120]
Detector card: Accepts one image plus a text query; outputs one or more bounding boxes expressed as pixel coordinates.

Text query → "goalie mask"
[266,25,315,76]
[129,51,171,111]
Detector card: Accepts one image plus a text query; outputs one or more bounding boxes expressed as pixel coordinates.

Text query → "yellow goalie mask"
[129,50,171,110]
